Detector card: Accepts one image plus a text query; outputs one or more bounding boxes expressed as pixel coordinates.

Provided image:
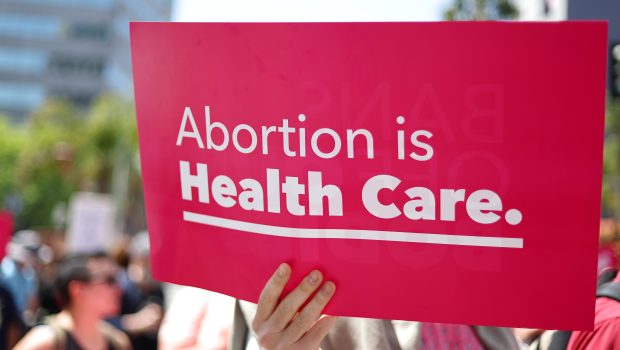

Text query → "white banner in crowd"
[66,192,117,253]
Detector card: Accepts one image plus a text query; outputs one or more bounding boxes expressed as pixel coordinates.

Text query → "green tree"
[444,0,519,20]
[15,99,82,229]
[76,94,144,233]
[0,115,26,210]
[603,100,620,217]
[77,95,138,193]
[11,95,143,231]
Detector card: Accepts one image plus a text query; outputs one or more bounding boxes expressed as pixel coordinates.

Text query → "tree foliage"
[14,99,80,229]
[0,95,141,231]
[444,0,519,20]
[603,100,620,217]
[0,116,26,212]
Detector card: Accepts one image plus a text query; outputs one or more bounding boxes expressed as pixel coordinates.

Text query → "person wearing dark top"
[0,282,25,349]
[13,252,130,350]
[107,231,163,350]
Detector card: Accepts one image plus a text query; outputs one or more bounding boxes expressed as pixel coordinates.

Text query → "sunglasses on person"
[87,273,119,287]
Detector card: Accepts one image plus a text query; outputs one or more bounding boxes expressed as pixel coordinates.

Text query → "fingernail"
[278,264,289,277]
[322,282,334,296]
[307,270,320,284]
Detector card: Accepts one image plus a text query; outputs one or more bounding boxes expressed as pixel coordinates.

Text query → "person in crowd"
[108,231,163,350]
[0,281,26,349]
[13,252,130,350]
[230,263,520,350]
[566,270,620,350]
[35,258,63,323]
[1,230,42,324]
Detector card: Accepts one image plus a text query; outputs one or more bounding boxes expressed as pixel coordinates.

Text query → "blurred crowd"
[0,220,617,350]
[0,229,167,349]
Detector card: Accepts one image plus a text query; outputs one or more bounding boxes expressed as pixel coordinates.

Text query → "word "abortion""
[176,106,434,161]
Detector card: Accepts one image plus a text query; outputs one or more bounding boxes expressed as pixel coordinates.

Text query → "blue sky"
[172,0,453,22]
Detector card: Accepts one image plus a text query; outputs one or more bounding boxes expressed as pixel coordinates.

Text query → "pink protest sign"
[0,211,12,259]
[130,22,607,329]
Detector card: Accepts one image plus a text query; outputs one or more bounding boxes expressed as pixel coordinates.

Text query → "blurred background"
[0,0,618,349]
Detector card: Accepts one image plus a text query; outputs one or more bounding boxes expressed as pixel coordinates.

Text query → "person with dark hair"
[13,252,131,350]
[108,231,163,350]
[0,281,25,349]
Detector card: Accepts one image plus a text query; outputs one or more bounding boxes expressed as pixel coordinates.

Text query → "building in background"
[566,0,620,98]
[0,0,172,121]
[567,0,620,39]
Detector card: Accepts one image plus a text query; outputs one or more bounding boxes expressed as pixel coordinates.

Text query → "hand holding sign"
[252,263,338,349]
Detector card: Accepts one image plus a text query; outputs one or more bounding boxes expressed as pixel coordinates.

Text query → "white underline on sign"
[183,211,523,249]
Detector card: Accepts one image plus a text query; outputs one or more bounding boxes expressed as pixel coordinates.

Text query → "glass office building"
[0,0,171,121]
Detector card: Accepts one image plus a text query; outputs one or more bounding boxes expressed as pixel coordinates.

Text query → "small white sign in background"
[66,192,117,253]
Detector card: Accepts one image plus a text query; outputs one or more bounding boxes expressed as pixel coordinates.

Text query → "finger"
[254,263,291,324]
[295,315,339,349]
[267,270,323,331]
[282,281,336,343]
